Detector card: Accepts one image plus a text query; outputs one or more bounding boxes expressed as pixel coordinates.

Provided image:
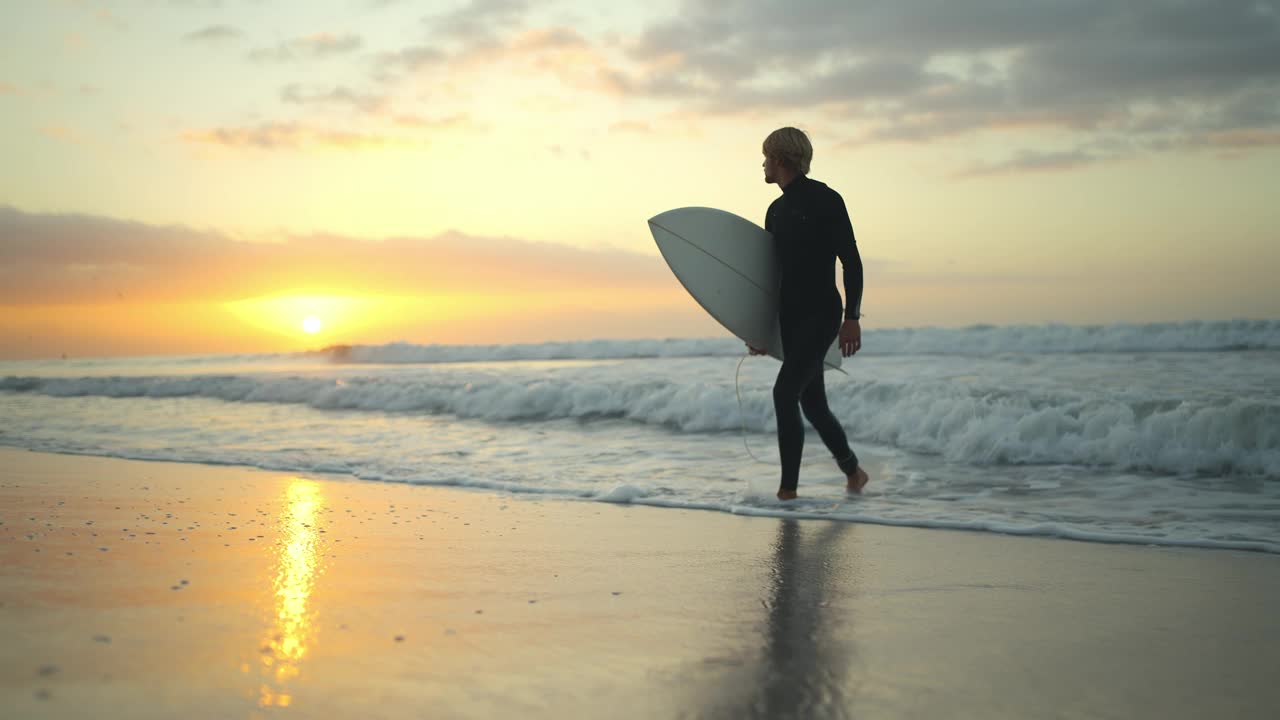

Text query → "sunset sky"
[2,0,1278,359]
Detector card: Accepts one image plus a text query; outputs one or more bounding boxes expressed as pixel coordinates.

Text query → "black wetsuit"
[765,175,864,492]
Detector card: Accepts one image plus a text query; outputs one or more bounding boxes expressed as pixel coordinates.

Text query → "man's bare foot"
[846,467,870,494]
[776,489,798,501]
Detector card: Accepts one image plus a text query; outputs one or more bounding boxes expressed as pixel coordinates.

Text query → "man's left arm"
[830,193,864,356]
[831,193,863,321]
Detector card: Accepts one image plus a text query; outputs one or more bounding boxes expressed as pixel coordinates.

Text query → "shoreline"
[2,448,1278,719]
[5,446,1275,555]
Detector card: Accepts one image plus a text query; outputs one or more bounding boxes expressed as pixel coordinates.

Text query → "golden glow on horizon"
[257,478,324,709]
[0,286,709,359]
[224,294,383,342]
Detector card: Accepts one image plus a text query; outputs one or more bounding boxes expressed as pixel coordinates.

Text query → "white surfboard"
[648,207,842,371]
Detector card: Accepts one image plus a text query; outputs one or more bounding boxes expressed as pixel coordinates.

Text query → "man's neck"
[777,169,800,190]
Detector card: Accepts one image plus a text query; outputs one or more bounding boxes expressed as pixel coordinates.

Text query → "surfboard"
[648,206,843,371]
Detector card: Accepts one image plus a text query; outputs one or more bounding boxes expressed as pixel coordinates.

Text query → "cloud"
[180,121,413,150]
[39,126,83,144]
[376,1,562,79]
[1203,129,1280,149]
[426,0,529,45]
[365,0,1280,169]
[181,106,483,152]
[957,148,1099,177]
[95,7,126,30]
[280,84,388,114]
[0,205,672,305]
[183,24,242,43]
[250,32,363,63]
[610,0,1280,164]
[609,120,651,134]
[57,0,127,29]
[185,64,487,151]
[375,24,612,96]
[375,45,448,75]
[392,113,483,131]
[343,0,1280,173]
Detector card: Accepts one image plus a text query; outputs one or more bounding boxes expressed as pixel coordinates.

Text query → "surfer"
[749,127,869,501]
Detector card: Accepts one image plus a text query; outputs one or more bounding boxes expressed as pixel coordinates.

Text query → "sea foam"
[4,368,1277,478]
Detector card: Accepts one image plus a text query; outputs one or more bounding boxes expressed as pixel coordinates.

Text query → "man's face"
[762,154,781,184]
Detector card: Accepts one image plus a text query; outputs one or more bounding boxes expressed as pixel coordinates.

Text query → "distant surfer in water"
[748,127,869,500]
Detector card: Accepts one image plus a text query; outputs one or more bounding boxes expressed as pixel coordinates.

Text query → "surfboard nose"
[647,208,683,233]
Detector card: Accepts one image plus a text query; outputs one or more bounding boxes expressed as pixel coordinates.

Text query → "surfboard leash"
[734,352,836,468]
[735,352,774,465]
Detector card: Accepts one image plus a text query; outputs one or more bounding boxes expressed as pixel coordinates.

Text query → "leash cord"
[734,351,841,469]
[735,352,773,465]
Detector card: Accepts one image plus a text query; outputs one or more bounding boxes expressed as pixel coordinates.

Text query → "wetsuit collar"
[780,174,810,194]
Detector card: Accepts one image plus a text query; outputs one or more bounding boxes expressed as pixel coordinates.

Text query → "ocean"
[2,319,1278,553]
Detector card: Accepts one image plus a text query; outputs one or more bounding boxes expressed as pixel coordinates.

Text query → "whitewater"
[3,320,1278,553]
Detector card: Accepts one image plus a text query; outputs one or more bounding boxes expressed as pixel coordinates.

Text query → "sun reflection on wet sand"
[255,478,325,709]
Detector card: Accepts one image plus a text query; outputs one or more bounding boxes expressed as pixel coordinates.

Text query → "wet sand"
[1,447,1277,719]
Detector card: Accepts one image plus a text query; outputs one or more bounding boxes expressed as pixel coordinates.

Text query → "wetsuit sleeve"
[831,193,863,320]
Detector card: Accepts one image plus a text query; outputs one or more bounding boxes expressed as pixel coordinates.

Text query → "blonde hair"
[762,127,812,175]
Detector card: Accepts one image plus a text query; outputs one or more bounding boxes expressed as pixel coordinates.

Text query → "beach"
[2,447,1277,719]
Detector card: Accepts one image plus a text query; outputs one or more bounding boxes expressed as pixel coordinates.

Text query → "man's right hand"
[746,344,767,356]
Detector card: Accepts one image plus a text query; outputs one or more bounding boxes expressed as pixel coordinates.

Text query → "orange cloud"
[608,120,652,134]
[1206,129,1280,149]
[391,113,483,131]
[280,84,389,114]
[180,122,416,151]
[0,206,675,307]
[39,125,82,144]
[376,25,632,97]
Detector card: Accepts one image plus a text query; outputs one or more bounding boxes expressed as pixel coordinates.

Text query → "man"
[749,127,869,501]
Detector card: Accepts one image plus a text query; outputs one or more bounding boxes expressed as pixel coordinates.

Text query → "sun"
[301,316,322,334]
